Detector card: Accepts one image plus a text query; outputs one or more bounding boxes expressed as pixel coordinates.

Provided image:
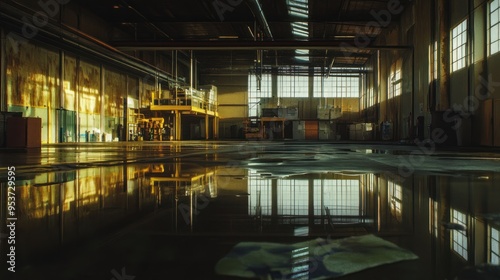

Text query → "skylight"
[295,49,309,62]
[287,0,309,62]
[288,0,309,19]
[291,22,309,37]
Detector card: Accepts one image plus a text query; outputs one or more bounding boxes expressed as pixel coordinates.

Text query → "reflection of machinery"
[148,163,217,198]
[129,116,165,141]
[152,86,217,112]
[148,163,218,230]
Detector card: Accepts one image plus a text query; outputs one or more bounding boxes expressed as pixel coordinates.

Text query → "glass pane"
[492,10,499,26]
[492,254,499,265]
[493,228,499,240]
[493,41,500,55]
[493,0,499,10]
[493,25,499,42]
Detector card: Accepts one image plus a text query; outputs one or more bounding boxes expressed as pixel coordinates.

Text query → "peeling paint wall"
[139,78,155,109]
[104,68,126,117]
[2,34,171,143]
[6,40,59,143]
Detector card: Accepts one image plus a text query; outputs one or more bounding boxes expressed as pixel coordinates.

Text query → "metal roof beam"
[113,40,412,51]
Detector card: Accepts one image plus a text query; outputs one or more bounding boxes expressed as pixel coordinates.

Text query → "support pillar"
[205,114,209,140]
[308,178,315,226]
[438,0,450,110]
[271,67,278,105]
[100,65,105,142]
[271,179,278,226]
[175,111,181,140]
[57,50,65,143]
[213,117,219,140]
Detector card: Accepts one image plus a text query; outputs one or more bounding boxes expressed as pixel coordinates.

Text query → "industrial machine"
[129,115,165,141]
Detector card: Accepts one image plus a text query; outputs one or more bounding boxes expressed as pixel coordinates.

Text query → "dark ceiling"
[74,0,411,74]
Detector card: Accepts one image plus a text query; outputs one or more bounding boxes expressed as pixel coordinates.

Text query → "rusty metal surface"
[6,41,59,107]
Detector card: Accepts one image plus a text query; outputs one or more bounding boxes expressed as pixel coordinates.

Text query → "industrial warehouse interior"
[1,0,500,279]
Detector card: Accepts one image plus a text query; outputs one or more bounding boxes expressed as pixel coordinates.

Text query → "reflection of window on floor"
[290,247,310,279]
[388,181,402,222]
[451,209,468,260]
[248,170,272,216]
[367,174,375,192]
[491,226,500,264]
[313,180,360,216]
[278,180,309,216]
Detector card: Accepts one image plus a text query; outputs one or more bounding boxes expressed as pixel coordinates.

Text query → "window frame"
[450,19,468,72]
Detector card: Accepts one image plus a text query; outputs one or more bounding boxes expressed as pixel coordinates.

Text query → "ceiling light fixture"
[218,35,239,39]
[334,35,356,39]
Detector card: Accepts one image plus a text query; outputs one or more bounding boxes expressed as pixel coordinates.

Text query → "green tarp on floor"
[215,234,418,279]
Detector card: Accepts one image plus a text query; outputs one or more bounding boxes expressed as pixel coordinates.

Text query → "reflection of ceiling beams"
[114,40,411,51]
[196,53,371,60]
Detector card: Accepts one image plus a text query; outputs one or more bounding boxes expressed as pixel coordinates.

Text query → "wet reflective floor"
[1,141,500,279]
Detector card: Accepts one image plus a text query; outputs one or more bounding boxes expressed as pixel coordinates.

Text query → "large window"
[429,198,439,238]
[313,74,360,98]
[248,170,273,216]
[451,19,468,72]
[278,74,309,98]
[388,181,402,221]
[429,41,438,82]
[451,209,468,260]
[491,226,500,264]
[388,60,402,99]
[248,73,271,117]
[278,180,309,216]
[367,87,375,107]
[313,179,360,216]
[490,0,500,55]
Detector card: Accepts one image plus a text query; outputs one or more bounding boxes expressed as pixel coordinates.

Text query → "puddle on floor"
[1,161,500,279]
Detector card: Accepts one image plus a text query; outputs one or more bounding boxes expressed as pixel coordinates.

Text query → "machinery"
[129,116,166,141]
[244,116,286,140]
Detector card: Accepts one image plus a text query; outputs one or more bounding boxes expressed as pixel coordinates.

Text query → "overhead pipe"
[0,3,178,85]
[119,0,172,40]
[247,0,276,79]
[247,0,274,41]
[119,1,194,68]
[326,57,336,79]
